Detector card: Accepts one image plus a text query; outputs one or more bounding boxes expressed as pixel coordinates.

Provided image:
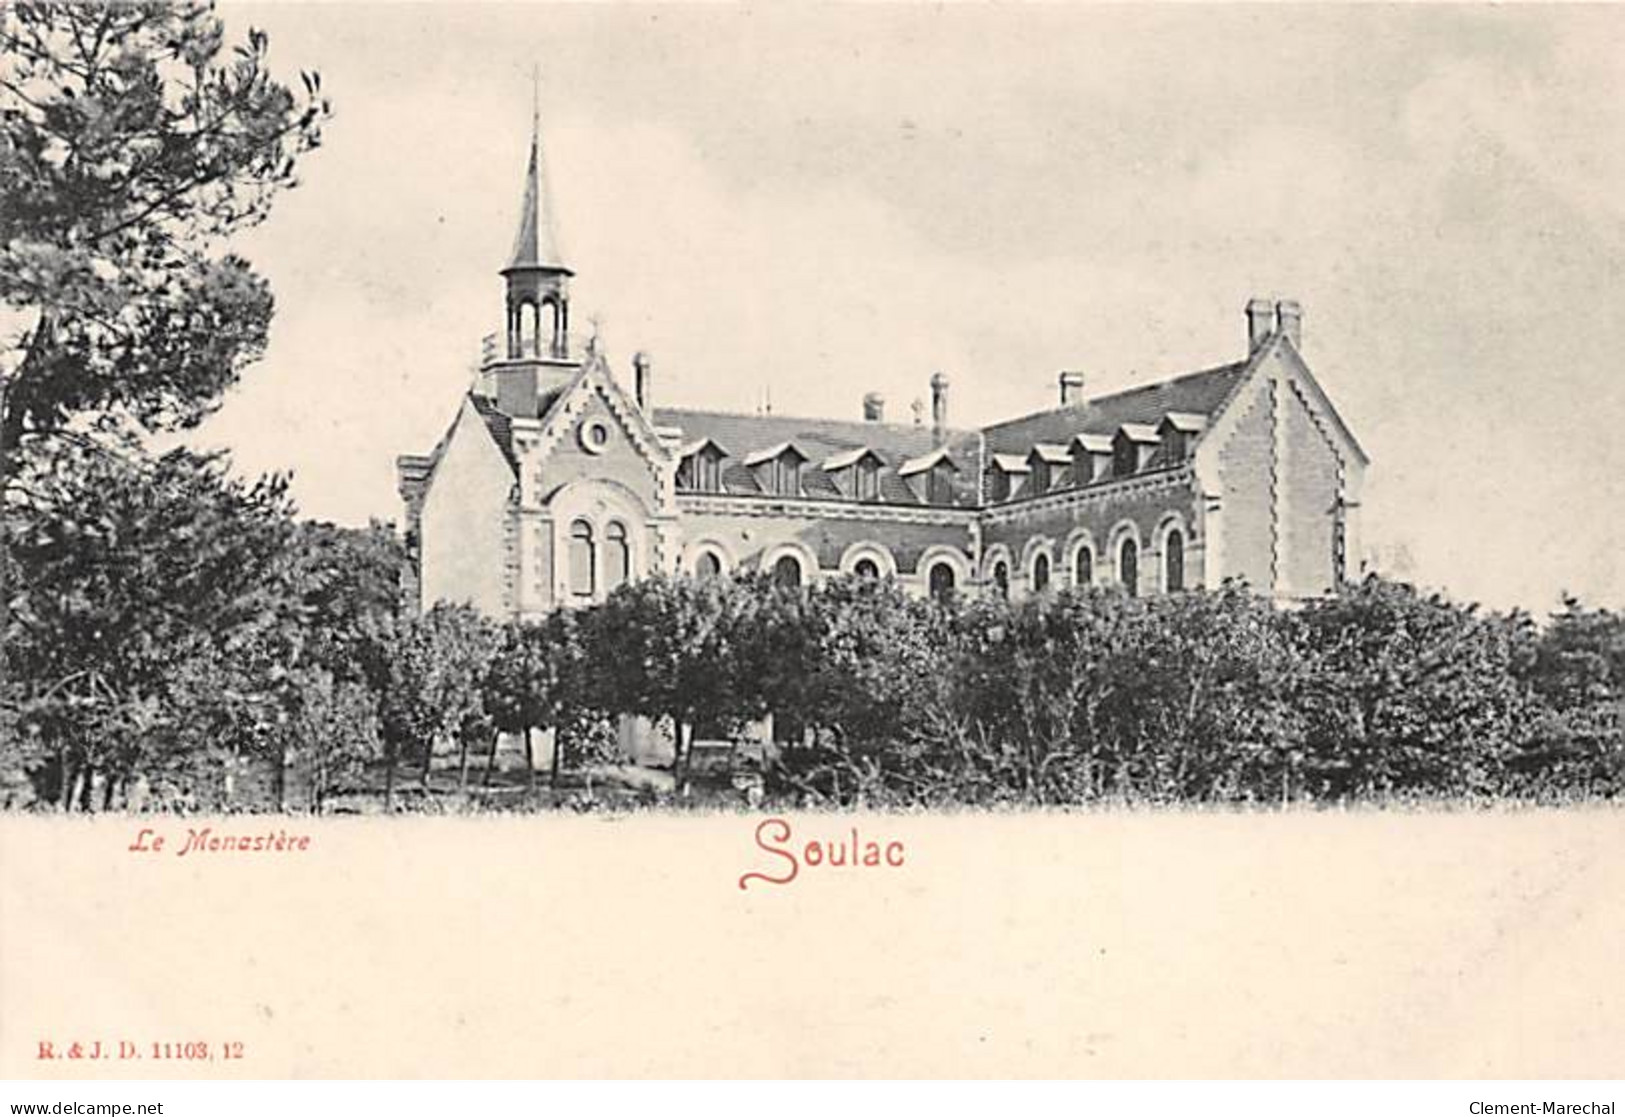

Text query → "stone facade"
[398,118,1370,621]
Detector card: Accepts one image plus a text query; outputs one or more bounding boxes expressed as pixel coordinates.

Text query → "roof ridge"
[654,404,969,437]
[980,358,1246,435]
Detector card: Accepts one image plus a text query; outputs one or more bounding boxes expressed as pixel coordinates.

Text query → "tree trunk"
[548,725,562,792]
[482,729,499,788]
[101,774,117,812]
[78,767,96,813]
[384,746,398,812]
[457,733,471,791]
[675,720,690,795]
[523,726,539,794]
[275,743,288,813]
[59,758,78,812]
[0,314,50,483]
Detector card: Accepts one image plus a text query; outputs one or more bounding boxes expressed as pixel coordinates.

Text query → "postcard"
[1,0,1622,1085]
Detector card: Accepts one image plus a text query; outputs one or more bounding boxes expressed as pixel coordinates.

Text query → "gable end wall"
[1213,379,1275,592]
[419,407,517,617]
[1282,380,1343,596]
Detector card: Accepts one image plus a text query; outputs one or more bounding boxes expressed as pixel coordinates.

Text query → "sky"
[189,2,1625,613]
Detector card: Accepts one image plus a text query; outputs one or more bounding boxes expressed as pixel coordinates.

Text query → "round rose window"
[579,418,612,454]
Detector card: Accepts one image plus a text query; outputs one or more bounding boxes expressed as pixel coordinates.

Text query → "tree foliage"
[3,437,295,807]
[1516,596,1625,794]
[373,602,499,804]
[0,1,329,464]
[584,573,768,784]
[3,495,1620,811]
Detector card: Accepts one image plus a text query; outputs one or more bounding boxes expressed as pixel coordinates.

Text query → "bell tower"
[502,92,572,361]
[478,79,581,418]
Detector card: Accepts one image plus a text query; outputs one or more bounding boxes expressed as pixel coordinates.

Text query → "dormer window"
[898,447,959,506]
[675,438,728,493]
[745,442,808,497]
[1113,439,1135,478]
[770,457,800,495]
[1112,424,1161,477]
[822,447,884,502]
[857,458,878,501]
[1157,412,1207,464]
[1070,434,1112,485]
[989,453,1030,502]
[1027,443,1072,495]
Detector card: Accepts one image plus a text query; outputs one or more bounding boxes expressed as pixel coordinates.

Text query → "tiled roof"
[468,394,519,475]
[456,350,1256,507]
[653,407,981,506]
[463,382,569,478]
[981,360,1248,456]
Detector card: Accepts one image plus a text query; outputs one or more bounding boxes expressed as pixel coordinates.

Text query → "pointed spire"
[504,67,569,274]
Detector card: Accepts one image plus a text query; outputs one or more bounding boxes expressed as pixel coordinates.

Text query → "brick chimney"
[1058,370,1086,407]
[632,351,652,410]
[862,392,885,422]
[1246,297,1276,353]
[930,372,950,445]
[1276,300,1302,350]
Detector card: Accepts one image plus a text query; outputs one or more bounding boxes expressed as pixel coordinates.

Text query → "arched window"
[993,561,1010,599]
[605,522,632,591]
[694,551,723,579]
[1165,529,1185,593]
[519,300,539,355]
[540,298,559,354]
[772,554,803,588]
[853,557,879,580]
[1075,546,1094,587]
[568,519,596,599]
[928,562,956,602]
[1032,553,1050,593]
[1119,537,1139,597]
